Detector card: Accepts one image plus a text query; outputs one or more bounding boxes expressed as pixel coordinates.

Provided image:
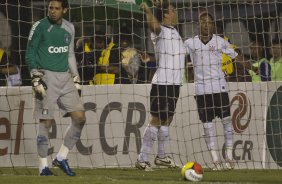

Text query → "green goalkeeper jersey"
[26,17,76,73]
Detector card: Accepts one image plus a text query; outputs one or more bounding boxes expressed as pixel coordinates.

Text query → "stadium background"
[1,0,281,85]
[0,0,282,174]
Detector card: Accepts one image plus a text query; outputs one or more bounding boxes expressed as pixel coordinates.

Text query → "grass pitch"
[0,168,281,184]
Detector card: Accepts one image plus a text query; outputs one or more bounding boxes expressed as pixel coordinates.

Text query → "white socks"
[222,117,233,148]
[157,126,169,158]
[138,125,158,162]
[203,117,234,162]
[210,150,219,162]
[56,144,70,161]
[39,157,48,173]
[203,122,216,150]
[226,147,233,160]
[203,122,219,162]
[222,116,233,160]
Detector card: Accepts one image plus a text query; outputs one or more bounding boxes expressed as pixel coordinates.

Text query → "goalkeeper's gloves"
[30,69,44,79]
[73,75,82,96]
[30,69,47,100]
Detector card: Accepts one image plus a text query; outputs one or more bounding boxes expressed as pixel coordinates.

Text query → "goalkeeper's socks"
[39,157,48,173]
[56,144,69,161]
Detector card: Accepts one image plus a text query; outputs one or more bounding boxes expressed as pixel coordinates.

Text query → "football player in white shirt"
[184,11,240,170]
[136,1,185,171]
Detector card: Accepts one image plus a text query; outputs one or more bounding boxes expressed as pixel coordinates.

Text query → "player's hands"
[30,69,47,100]
[73,75,82,96]
[73,76,81,90]
[30,69,44,79]
[140,52,151,63]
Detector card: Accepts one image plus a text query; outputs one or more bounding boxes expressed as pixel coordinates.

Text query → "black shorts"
[150,84,180,121]
[195,92,230,123]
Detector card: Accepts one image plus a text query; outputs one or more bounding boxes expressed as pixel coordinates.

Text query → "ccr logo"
[222,92,253,161]
[231,92,252,133]
[48,46,68,53]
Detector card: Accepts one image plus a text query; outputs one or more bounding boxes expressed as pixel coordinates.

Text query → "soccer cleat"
[39,167,54,176]
[52,158,75,176]
[225,159,235,170]
[135,160,153,171]
[212,161,223,171]
[154,156,180,168]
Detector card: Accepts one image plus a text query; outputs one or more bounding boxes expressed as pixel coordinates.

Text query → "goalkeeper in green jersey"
[25,0,86,176]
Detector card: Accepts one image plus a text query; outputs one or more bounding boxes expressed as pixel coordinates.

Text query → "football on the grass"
[181,162,203,182]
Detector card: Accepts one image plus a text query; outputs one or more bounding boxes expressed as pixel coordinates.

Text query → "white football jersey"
[151,25,186,85]
[184,34,238,95]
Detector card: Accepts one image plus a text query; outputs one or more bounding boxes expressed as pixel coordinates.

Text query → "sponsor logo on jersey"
[64,33,71,44]
[209,45,215,52]
[48,46,68,53]
[28,21,40,40]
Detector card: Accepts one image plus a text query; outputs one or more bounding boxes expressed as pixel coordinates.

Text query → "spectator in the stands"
[270,39,282,81]
[0,43,22,86]
[226,47,252,82]
[92,32,130,85]
[120,34,142,84]
[140,52,157,83]
[248,41,271,82]
[75,31,107,84]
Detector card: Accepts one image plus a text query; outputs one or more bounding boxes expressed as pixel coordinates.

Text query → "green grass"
[0,168,282,184]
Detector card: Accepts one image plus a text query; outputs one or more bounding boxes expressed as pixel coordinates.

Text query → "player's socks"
[210,149,223,170]
[157,126,169,158]
[203,122,221,169]
[210,149,219,162]
[138,125,158,162]
[225,147,235,169]
[39,157,48,173]
[56,144,69,161]
[222,116,233,150]
[226,147,233,160]
[203,122,216,150]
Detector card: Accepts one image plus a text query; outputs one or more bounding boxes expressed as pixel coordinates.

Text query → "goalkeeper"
[25,0,86,176]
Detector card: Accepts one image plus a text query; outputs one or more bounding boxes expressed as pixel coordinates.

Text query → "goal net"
[0,0,282,170]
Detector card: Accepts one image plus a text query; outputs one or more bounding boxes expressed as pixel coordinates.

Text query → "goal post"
[0,0,282,170]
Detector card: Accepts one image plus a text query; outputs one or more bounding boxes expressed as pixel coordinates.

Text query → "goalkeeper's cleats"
[40,167,54,176]
[212,161,223,171]
[225,159,235,170]
[154,156,180,168]
[52,158,75,176]
[135,160,153,171]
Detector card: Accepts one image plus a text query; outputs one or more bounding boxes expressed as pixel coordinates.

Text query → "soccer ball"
[181,162,203,182]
